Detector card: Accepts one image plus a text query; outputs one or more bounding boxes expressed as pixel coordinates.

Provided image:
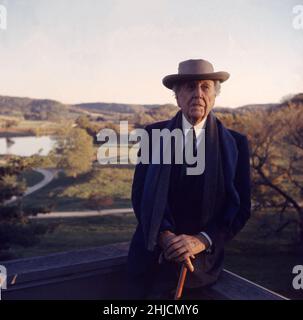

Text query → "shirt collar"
[182,113,207,132]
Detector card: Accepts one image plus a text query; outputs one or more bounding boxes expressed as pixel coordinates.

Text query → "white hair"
[214,80,221,96]
[172,80,221,98]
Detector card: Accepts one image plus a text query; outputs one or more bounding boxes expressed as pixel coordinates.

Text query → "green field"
[22,166,134,211]
[224,211,302,300]
[0,115,66,137]
[9,214,137,258]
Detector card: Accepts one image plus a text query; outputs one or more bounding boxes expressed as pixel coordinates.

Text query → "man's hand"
[163,234,208,263]
[158,230,176,250]
[158,231,195,271]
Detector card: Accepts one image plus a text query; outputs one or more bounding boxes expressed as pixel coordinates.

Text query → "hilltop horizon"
[1,92,301,111]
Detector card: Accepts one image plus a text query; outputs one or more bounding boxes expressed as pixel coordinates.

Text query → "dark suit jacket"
[127,113,251,290]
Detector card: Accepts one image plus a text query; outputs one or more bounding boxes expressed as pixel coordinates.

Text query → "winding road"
[24,168,58,196]
[6,168,134,219]
[4,168,58,205]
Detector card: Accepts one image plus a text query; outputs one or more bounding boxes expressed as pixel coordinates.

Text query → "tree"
[216,94,303,244]
[57,127,95,178]
[75,115,104,144]
[75,115,91,130]
[133,112,154,128]
[0,157,52,260]
[243,105,303,243]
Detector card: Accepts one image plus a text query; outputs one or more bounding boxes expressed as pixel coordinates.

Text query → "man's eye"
[186,84,195,90]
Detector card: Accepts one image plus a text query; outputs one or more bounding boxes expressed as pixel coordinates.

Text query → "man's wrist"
[199,232,212,247]
[195,233,211,250]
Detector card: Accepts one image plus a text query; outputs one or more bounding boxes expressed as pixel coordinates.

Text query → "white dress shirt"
[182,114,213,249]
[182,113,206,148]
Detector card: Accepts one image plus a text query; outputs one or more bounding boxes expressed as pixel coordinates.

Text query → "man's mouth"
[191,104,205,108]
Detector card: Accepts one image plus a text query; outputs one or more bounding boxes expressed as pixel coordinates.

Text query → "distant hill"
[0,95,70,121]
[288,93,303,103]
[235,103,280,113]
[74,102,144,114]
[0,93,302,122]
[73,102,162,114]
[236,93,303,113]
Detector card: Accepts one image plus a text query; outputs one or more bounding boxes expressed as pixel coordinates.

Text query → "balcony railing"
[1,242,287,300]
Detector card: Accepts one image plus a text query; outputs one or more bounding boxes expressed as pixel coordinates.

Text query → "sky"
[0,0,302,107]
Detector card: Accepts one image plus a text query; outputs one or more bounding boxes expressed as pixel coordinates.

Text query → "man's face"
[176,79,216,125]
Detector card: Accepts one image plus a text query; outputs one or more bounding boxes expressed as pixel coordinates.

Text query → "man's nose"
[193,84,204,98]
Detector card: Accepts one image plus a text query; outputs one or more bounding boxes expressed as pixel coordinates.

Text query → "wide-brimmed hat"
[162,59,230,89]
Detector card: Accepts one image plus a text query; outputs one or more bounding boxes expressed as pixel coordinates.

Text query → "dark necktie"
[191,127,197,157]
[178,127,198,183]
[184,127,197,164]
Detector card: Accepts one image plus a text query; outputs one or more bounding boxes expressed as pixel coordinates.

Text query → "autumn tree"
[57,127,95,178]
[0,157,52,260]
[242,103,303,243]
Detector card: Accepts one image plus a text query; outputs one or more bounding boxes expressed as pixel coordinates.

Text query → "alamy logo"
[293,5,303,30]
[292,265,303,290]
[0,4,7,30]
[0,265,7,300]
[96,121,205,175]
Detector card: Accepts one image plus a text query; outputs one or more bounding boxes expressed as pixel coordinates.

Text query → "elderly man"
[127,59,251,299]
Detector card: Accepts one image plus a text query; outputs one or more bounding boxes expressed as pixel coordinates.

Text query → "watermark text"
[0,265,7,300]
[292,265,303,290]
[0,4,7,30]
[293,5,303,30]
[96,121,205,175]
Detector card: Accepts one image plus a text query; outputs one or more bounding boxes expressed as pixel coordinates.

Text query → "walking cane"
[174,257,194,300]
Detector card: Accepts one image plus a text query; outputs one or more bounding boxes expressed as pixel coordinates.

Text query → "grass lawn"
[224,211,303,300]
[9,214,137,259]
[225,250,301,300]
[22,166,134,211]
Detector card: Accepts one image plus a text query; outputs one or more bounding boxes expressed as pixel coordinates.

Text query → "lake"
[0,136,57,157]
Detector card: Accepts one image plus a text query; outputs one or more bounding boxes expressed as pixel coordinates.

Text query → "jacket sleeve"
[203,134,251,248]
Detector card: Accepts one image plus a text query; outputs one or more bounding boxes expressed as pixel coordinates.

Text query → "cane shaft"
[174,263,188,300]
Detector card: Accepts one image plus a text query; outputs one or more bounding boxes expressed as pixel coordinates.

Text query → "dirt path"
[29,208,134,219]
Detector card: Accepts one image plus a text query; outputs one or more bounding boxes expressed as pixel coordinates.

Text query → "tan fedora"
[162,59,230,89]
